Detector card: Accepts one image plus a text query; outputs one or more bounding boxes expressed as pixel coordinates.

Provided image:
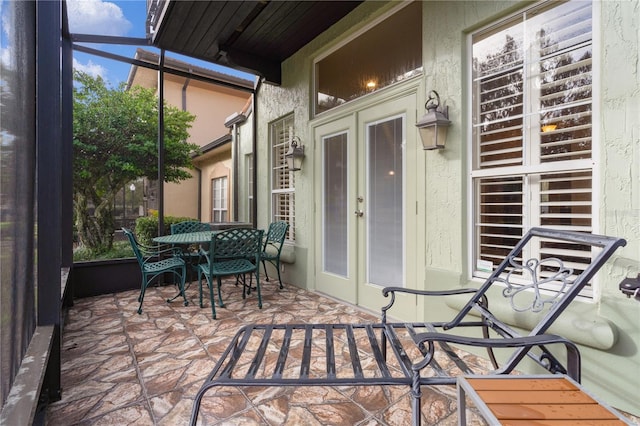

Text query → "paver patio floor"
[45,277,637,425]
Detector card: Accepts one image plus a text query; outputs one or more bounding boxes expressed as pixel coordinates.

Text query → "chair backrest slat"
[212,228,264,262]
[171,221,211,235]
[264,221,289,253]
[122,227,145,266]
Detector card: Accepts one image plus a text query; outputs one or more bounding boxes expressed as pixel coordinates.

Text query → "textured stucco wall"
[601,0,640,278]
[595,0,640,416]
[420,1,526,275]
[254,1,393,287]
[245,0,639,415]
[236,110,255,224]
[421,0,640,415]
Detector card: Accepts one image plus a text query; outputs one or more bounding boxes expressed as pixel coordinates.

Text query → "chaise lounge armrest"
[382,286,479,298]
[409,331,581,381]
[381,286,485,328]
[382,286,480,312]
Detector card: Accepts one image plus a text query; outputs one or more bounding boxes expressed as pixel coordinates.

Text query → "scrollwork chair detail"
[496,257,574,313]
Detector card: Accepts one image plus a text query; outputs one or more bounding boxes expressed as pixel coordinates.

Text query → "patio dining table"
[153,231,221,291]
[153,231,219,245]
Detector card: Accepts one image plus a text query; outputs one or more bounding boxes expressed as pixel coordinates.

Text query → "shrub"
[73,241,134,261]
[72,215,199,261]
[135,215,197,245]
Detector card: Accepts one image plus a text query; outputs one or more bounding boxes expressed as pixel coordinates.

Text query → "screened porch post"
[157,49,165,235]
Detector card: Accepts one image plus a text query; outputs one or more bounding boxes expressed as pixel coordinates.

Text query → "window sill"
[445,292,617,350]
[279,245,296,264]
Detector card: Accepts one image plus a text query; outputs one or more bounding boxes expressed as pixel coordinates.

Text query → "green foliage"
[134,215,197,246]
[134,216,159,246]
[73,241,134,261]
[73,71,199,188]
[73,70,200,254]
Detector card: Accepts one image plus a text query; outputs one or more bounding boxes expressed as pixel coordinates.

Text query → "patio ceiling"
[147,1,363,85]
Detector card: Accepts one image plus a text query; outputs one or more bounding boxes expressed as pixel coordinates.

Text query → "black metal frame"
[0,1,72,421]
[190,228,626,426]
[68,34,258,235]
[38,0,66,406]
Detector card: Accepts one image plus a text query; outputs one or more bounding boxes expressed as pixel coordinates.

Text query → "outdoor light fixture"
[416,90,451,150]
[285,136,305,171]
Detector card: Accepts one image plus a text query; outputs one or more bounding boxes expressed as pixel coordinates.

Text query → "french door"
[315,94,418,319]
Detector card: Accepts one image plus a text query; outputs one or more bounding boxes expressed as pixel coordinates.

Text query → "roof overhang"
[191,134,232,162]
[147,1,363,85]
[126,48,255,92]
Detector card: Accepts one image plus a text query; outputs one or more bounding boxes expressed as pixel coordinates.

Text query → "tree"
[73,71,198,254]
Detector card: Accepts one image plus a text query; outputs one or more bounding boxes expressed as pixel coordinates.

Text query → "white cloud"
[67,0,132,36]
[1,1,14,69]
[73,57,107,79]
[1,47,10,69]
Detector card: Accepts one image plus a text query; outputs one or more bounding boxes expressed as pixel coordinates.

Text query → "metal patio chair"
[170,220,212,281]
[170,220,212,235]
[197,228,264,319]
[260,221,290,289]
[122,227,187,314]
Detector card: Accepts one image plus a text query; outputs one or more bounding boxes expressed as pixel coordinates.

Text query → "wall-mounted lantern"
[285,136,305,171]
[416,90,451,150]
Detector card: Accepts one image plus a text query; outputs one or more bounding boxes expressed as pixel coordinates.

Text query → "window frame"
[466,0,600,298]
[270,114,296,242]
[211,175,228,223]
[246,153,254,224]
[312,1,422,117]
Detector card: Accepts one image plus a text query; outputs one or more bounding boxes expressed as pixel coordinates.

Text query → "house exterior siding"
[238,0,639,416]
[129,57,250,220]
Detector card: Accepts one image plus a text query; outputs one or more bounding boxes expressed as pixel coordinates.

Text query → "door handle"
[354,210,364,217]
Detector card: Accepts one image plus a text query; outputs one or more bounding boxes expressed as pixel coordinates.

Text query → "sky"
[65,0,254,87]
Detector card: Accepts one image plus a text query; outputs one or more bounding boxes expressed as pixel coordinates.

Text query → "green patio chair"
[170,220,212,235]
[122,228,187,314]
[260,221,290,289]
[170,221,212,280]
[197,228,264,319]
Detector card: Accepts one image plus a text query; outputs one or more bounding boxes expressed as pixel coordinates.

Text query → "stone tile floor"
[46,278,638,425]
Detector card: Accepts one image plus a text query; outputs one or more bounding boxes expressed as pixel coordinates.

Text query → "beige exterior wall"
[193,149,233,222]
[129,62,251,220]
[237,0,640,416]
[163,170,200,219]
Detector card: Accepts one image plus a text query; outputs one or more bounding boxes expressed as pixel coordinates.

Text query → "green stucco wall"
[240,0,639,416]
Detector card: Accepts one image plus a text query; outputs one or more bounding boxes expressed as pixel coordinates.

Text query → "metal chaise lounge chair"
[190,227,626,425]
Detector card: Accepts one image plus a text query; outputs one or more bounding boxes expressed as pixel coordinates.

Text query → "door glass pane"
[323,132,348,277]
[367,117,403,286]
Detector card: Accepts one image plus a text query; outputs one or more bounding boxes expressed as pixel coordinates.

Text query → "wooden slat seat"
[458,375,632,425]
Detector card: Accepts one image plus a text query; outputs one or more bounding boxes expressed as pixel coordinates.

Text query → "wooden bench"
[190,228,626,426]
[457,375,632,425]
